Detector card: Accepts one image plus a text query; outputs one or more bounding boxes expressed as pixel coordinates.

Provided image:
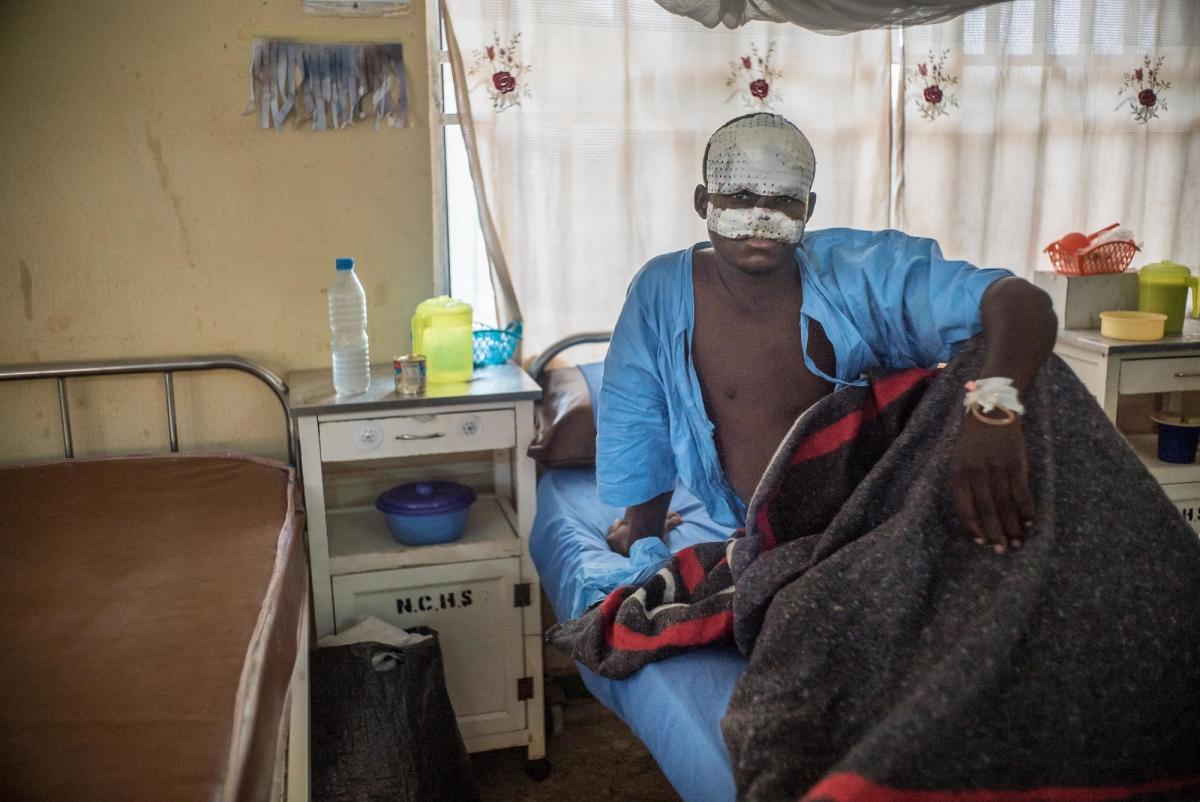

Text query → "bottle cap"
[335,258,354,271]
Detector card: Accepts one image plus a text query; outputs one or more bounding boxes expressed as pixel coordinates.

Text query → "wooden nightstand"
[288,363,546,764]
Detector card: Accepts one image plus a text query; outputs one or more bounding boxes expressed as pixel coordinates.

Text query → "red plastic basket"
[1044,224,1139,276]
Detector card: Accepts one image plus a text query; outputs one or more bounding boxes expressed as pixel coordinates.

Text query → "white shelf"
[1127,433,1200,485]
[327,493,521,575]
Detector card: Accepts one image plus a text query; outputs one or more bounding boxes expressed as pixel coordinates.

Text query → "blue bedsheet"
[531,467,746,802]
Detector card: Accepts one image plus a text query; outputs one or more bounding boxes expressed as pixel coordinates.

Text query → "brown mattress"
[0,454,307,802]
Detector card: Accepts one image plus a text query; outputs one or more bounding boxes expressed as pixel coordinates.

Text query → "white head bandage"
[704,113,816,199]
[706,203,806,243]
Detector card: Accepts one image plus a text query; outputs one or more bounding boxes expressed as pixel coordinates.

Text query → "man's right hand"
[606,511,683,556]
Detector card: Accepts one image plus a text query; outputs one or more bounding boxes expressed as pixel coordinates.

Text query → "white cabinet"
[288,363,546,761]
[331,558,527,740]
[1055,323,1200,534]
[1160,482,1200,529]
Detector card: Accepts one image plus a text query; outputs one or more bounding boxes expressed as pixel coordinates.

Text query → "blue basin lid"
[376,481,477,516]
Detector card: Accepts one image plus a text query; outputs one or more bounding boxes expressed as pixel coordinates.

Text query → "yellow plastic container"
[1138,261,1198,334]
[1099,310,1167,341]
[411,296,474,383]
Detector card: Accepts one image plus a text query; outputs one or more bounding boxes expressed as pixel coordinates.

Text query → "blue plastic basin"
[375,481,477,546]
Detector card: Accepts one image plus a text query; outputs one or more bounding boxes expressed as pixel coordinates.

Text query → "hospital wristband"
[963,377,1025,426]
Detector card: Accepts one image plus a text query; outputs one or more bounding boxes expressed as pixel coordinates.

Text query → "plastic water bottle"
[328,257,370,395]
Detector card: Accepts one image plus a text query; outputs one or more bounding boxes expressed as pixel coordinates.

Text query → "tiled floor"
[470,691,681,802]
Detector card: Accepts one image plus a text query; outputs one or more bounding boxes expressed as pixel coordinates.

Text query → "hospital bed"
[528,335,745,802]
[0,357,310,802]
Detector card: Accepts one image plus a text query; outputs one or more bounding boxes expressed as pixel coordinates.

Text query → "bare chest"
[689,264,836,501]
[690,282,833,418]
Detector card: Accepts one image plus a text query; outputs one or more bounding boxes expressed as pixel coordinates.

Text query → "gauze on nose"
[705,114,816,199]
[706,203,806,243]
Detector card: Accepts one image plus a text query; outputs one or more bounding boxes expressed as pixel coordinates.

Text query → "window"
[430,0,497,328]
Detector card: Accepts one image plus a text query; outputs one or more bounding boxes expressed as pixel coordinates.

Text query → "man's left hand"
[951,415,1035,553]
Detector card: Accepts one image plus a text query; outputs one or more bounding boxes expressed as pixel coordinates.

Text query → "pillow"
[527,362,603,468]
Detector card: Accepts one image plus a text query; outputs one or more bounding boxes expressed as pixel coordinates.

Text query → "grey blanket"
[549,343,1200,800]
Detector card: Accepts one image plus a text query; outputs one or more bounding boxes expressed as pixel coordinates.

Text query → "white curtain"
[899,0,1200,274]
[445,0,1198,352]
[444,0,892,354]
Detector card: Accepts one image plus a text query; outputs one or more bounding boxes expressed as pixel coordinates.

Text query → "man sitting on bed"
[598,112,1057,558]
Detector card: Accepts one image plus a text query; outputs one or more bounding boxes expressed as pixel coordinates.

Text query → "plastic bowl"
[1099,310,1167,341]
[375,481,477,546]
[1153,414,1200,464]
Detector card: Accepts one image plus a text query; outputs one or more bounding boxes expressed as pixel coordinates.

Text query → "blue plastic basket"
[473,321,522,367]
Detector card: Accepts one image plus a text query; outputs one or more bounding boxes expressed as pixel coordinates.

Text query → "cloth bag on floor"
[310,625,480,802]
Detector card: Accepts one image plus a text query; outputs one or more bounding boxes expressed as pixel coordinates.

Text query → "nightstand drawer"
[319,409,515,461]
[1119,356,1200,395]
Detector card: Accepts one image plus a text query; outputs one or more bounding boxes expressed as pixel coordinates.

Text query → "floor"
[470,685,681,802]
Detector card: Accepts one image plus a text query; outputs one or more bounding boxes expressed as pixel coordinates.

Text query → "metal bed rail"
[0,356,295,465]
[527,331,613,382]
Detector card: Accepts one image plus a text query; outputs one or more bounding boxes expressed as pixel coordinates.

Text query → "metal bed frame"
[0,355,295,465]
[527,331,612,381]
[0,355,308,800]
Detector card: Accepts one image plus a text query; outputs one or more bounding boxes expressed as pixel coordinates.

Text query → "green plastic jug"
[1138,261,1199,335]
[411,296,474,383]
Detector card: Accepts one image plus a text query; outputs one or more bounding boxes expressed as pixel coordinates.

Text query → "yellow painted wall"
[0,0,434,461]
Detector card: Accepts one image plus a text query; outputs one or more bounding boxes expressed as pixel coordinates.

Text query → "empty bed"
[0,358,309,802]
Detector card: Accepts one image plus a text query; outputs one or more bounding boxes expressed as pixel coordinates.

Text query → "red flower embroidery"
[470,32,530,111]
[1119,55,1169,123]
[727,42,780,110]
[492,71,516,94]
[907,49,959,121]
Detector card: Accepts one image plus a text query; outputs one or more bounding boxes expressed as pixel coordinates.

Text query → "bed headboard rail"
[0,356,294,465]
[528,331,613,382]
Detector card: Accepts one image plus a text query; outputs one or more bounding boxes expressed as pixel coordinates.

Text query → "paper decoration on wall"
[244,40,407,131]
[303,0,411,16]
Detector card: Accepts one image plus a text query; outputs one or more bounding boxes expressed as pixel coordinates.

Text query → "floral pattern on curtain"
[446,0,1198,351]
[444,0,893,353]
[898,0,1200,275]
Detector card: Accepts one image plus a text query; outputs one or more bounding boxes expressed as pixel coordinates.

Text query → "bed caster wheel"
[525,758,552,781]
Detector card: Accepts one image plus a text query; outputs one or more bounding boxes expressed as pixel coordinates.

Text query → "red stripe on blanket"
[790,368,936,466]
[791,409,865,463]
[676,546,706,594]
[803,772,1200,802]
[871,368,938,410]
[598,585,640,660]
[599,586,632,642]
[610,609,733,652]
[757,503,777,550]
[600,586,628,620]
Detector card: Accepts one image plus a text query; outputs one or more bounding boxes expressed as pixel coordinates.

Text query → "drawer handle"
[396,432,446,441]
[1174,372,1200,378]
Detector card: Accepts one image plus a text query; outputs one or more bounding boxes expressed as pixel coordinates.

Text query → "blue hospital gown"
[596,227,1013,530]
